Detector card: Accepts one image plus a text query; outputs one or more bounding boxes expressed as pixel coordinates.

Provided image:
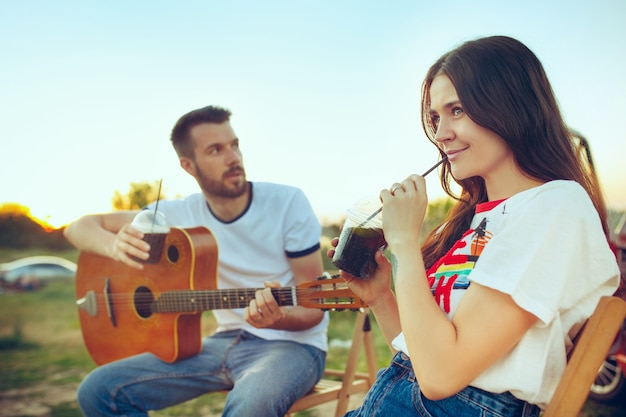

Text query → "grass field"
[0,250,624,416]
[0,278,392,417]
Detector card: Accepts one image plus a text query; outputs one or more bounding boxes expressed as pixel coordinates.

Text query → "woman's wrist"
[368,288,397,310]
[387,241,421,262]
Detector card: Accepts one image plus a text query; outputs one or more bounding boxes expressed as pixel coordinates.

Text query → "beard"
[195,165,248,198]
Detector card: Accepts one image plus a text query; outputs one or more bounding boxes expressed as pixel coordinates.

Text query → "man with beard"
[64,105,328,417]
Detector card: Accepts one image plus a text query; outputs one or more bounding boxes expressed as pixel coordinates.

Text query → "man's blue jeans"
[77,330,326,417]
[344,351,540,417]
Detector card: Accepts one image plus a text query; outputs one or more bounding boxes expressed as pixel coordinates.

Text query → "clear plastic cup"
[130,211,171,264]
[332,198,386,279]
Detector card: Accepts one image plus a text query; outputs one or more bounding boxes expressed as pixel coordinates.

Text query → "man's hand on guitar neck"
[244,280,286,328]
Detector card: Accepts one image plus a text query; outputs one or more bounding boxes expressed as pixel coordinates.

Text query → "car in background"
[0,256,77,291]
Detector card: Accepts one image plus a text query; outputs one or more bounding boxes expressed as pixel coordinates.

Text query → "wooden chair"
[285,309,378,417]
[543,296,626,417]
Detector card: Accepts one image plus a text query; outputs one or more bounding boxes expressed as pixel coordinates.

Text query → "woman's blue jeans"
[345,352,540,417]
[77,330,325,417]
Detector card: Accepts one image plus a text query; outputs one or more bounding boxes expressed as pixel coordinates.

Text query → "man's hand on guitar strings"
[244,281,285,328]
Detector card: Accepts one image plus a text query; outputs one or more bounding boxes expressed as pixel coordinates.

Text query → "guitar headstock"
[296,274,368,311]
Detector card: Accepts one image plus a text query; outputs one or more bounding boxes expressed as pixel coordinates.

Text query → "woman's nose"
[434,119,453,144]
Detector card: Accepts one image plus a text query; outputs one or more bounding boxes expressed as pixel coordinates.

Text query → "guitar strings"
[83,285,363,311]
[90,288,357,302]
[80,274,356,309]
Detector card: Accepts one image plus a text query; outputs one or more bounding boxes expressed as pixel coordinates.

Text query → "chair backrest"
[543,296,626,417]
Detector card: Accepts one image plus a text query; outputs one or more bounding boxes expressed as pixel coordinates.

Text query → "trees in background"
[1,180,165,250]
[0,203,70,250]
[112,180,167,210]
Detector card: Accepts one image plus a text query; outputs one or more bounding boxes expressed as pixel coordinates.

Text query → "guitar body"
[75,227,218,365]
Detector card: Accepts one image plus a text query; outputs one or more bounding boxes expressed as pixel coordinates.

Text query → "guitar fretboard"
[152,287,296,313]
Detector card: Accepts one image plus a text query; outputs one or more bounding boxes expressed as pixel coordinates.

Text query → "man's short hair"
[170,105,232,158]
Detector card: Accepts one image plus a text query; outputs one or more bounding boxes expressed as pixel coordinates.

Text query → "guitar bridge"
[76,290,97,317]
[104,277,117,327]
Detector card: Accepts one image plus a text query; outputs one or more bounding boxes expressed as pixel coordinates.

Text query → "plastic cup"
[130,211,170,264]
[332,198,386,279]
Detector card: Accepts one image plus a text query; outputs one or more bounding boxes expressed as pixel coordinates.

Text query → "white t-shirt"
[148,182,329,352]
[392,180,619,408]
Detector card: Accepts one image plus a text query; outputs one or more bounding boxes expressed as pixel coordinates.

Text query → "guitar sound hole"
[166,245,179,263]
[134,286,154,319]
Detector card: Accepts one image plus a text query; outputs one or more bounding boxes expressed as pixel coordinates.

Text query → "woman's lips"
[445,147,467,161]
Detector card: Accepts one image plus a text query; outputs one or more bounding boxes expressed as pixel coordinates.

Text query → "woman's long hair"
[420,36,608,269]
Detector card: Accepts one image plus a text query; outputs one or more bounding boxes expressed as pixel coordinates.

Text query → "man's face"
[181,121,247,198]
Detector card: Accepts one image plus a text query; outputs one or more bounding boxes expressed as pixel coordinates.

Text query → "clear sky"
[2,0,625,228]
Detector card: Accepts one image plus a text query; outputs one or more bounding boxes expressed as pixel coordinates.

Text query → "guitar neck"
[152,287,296,313]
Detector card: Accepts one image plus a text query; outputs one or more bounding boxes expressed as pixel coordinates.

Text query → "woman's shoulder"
[500,180,597,227]
[512,180,589,207]
[538,179,586,194]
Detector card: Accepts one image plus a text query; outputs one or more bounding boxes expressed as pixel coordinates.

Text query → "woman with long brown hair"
[331,35,619,416]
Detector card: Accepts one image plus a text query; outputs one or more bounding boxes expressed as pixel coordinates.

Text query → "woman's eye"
[452,107,463,116]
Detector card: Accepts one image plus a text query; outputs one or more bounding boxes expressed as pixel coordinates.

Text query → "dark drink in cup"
[332,198,385,279]
[139,233,168,264]
[131,211,170,264]
[332,226,386,279]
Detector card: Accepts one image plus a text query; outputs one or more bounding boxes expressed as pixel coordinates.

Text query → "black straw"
[358,156,448,226]
[151,179,163,230]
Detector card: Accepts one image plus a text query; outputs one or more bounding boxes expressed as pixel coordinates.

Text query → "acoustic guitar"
[75,226,365,365]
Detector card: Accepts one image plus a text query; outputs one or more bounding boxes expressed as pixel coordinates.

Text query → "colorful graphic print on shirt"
[426,217,493,314]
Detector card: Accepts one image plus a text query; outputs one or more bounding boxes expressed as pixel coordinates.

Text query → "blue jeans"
[345,352,540,417]
[77,330,326,417]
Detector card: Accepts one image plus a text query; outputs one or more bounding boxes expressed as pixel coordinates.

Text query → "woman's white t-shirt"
[392,180,620,408]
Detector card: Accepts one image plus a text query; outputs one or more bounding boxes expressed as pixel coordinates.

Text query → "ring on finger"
[391,185,403,194]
